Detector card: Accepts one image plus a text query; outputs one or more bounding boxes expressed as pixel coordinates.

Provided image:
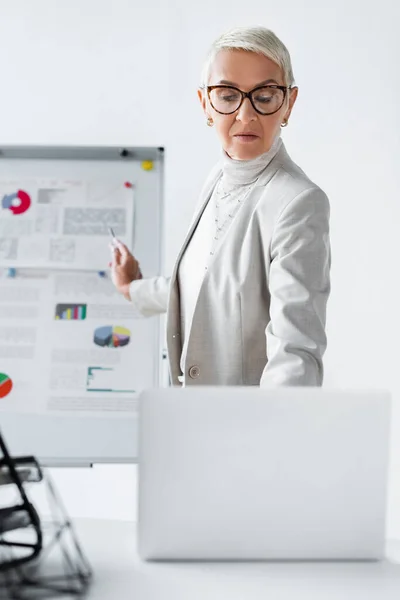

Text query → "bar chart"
[55,303,87,320]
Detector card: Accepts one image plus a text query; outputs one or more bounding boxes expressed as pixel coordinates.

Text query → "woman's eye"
[221,94,239,102]
[255,95,273,103]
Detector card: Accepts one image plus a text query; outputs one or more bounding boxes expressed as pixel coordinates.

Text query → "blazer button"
[188,365,200,379]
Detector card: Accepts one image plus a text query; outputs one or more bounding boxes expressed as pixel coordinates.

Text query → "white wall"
[1,0,400,536]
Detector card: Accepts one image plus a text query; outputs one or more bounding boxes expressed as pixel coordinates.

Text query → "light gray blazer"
[129,143,331,387]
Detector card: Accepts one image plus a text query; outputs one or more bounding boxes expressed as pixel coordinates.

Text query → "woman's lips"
[234,134,260,143]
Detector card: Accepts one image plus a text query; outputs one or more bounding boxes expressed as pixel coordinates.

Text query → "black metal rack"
[0,428,92,598]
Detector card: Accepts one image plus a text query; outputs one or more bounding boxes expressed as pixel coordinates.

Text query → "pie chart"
[94,325,131,348]
[2,190,31,215]
[0,373,13,399]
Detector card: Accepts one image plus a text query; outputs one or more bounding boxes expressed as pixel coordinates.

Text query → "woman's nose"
[236,97,257,123]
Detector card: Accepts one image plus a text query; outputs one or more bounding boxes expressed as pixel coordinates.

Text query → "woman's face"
[199,49,298,160]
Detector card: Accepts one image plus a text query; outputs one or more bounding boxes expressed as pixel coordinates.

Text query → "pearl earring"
[281,120,289,128]
[206,117,214,127]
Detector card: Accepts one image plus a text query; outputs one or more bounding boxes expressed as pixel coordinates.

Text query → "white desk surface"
[55,519,400,600]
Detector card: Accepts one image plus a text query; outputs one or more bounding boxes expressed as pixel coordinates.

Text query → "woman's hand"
[109,241,142,300]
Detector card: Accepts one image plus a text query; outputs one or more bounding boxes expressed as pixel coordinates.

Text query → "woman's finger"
[111,247,121,267]
[116,241,130,258]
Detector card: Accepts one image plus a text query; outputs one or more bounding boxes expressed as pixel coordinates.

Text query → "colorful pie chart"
[2,190,31,215]
[0,373,13,399]
[94,326,131,348]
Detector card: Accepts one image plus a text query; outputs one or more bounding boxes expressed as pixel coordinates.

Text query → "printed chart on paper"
[0,178,134,270]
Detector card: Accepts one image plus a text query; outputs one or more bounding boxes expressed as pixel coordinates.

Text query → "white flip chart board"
[0,146,164,464]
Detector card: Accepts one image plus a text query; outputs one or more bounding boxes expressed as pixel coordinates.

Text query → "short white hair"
[201,26,295,88]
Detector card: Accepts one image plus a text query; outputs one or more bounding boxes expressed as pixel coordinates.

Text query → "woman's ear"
[197,87,207,115]
[284,86,298,122]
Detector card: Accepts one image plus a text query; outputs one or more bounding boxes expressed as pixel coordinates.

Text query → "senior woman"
[110,26,331,387]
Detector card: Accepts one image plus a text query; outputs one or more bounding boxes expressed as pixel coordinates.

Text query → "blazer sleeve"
[260,187,331,387]
[128,276,170,317]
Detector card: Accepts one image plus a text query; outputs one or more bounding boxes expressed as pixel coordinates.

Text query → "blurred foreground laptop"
[137,387,391,561]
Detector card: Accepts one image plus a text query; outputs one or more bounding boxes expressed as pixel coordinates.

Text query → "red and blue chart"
[1,190,31,215]
[94,326,131,348]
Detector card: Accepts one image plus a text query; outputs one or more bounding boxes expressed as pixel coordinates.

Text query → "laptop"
[137,387,391,561]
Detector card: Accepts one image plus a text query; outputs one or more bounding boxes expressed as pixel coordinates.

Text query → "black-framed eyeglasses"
[206,84,290,116]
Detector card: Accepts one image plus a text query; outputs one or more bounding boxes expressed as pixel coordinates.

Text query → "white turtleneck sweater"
[178,136,282,379]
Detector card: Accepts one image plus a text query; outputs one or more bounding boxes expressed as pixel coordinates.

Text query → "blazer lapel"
[202,146,286,270]
[174,166,222,273]
[166,164,222,381]
[172,142,286,281]
[168,162,221,299]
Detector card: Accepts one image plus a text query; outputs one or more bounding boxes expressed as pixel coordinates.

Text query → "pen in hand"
[108,226,118,248]
[108,227,142,293]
